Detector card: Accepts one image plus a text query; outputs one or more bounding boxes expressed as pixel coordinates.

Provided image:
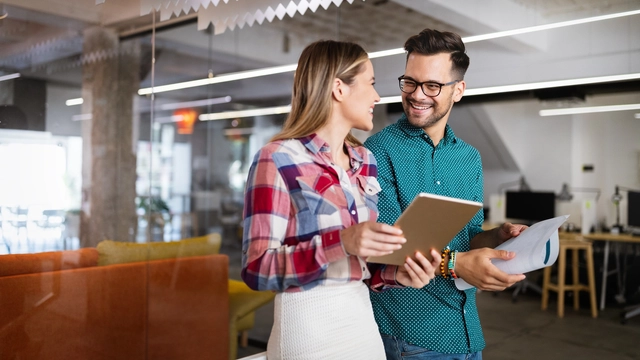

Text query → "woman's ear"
[332,78,346,102]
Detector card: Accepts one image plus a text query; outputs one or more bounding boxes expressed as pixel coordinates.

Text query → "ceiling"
[1,0,639,171]
[1,0,638,99]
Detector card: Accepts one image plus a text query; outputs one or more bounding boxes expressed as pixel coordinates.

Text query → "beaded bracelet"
[440,247,451,279]
[448,250,459,279]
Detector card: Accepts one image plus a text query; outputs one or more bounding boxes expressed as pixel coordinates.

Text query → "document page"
[454,215,569,290]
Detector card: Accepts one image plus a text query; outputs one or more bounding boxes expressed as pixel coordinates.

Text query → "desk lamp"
[557,183,601,202]
[498,176,531,193]
[611,185,640,232]
[557,183,601,234]
[611,186,624,231]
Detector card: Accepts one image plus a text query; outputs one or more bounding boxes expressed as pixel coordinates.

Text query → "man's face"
[401,52,465,130]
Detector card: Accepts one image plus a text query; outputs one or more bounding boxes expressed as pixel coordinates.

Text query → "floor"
[221,238,640,360]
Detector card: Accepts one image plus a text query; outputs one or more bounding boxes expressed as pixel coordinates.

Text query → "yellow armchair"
[228,280,275,360]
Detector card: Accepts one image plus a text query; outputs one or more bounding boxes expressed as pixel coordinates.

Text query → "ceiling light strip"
[66,98,84,106]
[371,9,640,57]
[137,9,640,95]
[463,9,640,43]
[199,105,292,121]
[464,73,640,96]
[0,73,20,82]
[539,104,640,117]
[72,114,92,121]
[139,64,297,95]
[159,96,232,110]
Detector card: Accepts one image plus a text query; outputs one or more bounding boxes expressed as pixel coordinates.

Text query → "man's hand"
[340,222,406,257]
[454,248,525,291]
[471,222,528,249]
[396,249,441,288]
[496,222,528,245]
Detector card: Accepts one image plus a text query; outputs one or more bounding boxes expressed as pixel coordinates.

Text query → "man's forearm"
[469,228,501,249]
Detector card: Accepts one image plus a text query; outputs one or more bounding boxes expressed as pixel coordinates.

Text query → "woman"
[241,40,440,359]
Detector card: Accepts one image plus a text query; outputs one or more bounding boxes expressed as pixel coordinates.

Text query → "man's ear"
[453,80,466,103]
[332,78,346,102]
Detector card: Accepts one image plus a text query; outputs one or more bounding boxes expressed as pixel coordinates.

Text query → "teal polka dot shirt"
[364,114,486,354]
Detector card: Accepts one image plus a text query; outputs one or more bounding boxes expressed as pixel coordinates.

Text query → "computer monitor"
[628,190,640,229]
[505,191,556,224]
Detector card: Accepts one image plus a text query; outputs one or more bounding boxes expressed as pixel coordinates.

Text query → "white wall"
[484,91,640,228]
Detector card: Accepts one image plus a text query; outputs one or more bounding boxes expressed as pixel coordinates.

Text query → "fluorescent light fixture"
[465,73,640,96]
[0,73,20,82]
[378,96,402,105]
[635,113,640,119]
[353,10,640,60]
[154,115,185,123]
[464,9,640,43]
[139,65,297,95]
[66,98,84,106]
[131,9,638,96]
[72,113,92,121]
[159,96,232,110]
[539,103,640,117]
[368,48,406,59]
[199,105,291,121]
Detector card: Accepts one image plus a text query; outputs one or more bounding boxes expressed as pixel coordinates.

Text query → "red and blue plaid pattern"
[241,134,398,293]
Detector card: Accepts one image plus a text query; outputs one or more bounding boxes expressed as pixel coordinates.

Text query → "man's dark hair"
[404,28,470,80]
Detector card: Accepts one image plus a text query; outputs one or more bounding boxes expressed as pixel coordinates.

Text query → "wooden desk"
[582,232,640,310]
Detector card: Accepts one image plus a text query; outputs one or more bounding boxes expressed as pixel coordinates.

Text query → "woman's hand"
[340,222,406,257]
[395,249,441,288]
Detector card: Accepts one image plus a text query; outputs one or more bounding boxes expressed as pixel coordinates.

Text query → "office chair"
[621,303,640,324]
[511,271,542,302]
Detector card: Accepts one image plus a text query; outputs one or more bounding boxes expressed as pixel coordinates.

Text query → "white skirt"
[267,281,385,360]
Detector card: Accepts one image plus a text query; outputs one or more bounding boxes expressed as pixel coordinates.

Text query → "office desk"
[582,233,640,310]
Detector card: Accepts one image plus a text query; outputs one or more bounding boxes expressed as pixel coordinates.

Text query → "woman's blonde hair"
[271,40,369,146]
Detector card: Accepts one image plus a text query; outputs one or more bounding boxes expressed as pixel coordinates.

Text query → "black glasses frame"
[398,76,460,97]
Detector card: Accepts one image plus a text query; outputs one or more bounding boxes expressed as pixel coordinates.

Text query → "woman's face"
[342,60,380,132]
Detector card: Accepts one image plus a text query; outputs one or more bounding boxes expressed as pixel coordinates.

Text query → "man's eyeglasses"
[398,76,460,97]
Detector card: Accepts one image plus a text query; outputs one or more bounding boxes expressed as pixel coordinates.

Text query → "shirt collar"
[397,114,458,145]
[299,133,364,170]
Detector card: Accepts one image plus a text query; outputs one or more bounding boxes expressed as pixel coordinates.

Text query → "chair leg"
[586,245,598,318]
[573,248,580,310]
[240,330,249,347]
[557,247,566,318]
[541,266,551,311]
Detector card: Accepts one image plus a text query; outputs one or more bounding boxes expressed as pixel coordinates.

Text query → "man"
[364,28,526,359]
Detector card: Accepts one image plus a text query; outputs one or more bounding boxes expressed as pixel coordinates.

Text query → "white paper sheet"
[454,215,569,290]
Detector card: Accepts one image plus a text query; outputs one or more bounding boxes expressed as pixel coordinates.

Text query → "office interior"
[0,0,639,359]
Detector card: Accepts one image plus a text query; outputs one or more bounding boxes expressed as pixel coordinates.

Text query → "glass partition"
[3,1,639,359]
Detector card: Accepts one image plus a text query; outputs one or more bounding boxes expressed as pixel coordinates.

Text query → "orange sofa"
[0,248,229,360]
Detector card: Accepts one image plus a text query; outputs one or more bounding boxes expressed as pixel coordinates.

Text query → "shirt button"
[362,267,366,271]
[351,210,356,215]
[436,181,441,185]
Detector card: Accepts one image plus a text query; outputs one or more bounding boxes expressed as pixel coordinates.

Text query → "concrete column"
[80,27,139,247]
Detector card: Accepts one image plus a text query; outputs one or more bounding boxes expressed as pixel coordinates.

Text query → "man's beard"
[402,95,453,129]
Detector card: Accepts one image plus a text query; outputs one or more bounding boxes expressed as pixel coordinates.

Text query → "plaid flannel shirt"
[241,134,399,293]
